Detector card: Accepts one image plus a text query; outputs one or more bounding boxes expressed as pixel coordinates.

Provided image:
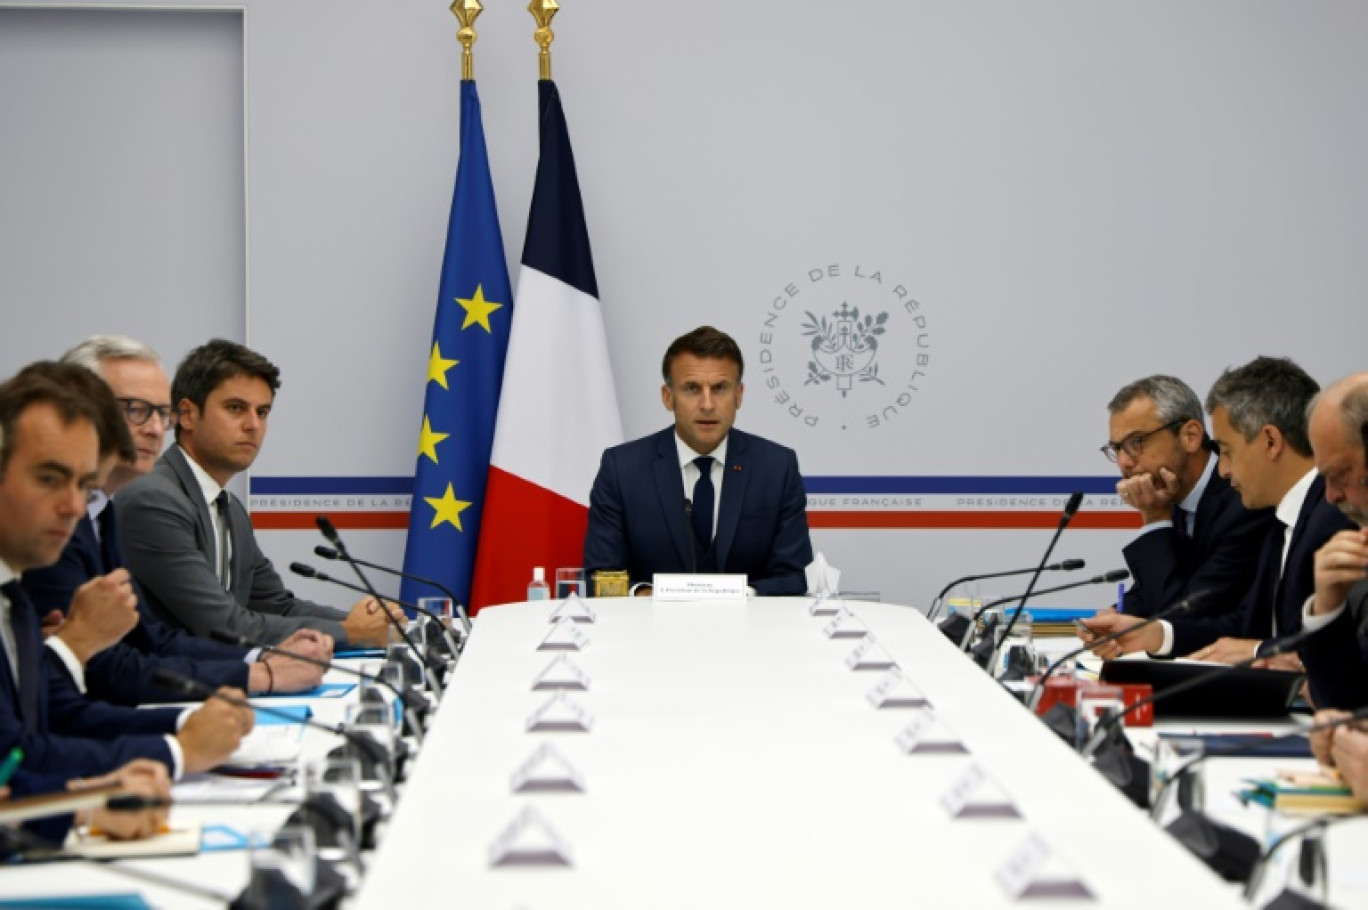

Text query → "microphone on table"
[960,568,1127,664]
[1242,813,1366,907]
[1154,706,1368,817]
[313,544,471,637]
[1028,588,1220,713]
[314,515,444,697]
[973,569,1131,616]
[1083,626,1322,759]
[209,629,427,742]
[974,491,1085,671]
[952,569,1121,654]
[1150,707,1368,889]
[1075,626,1327,879]
[289,563,452,686]
[291,554,445,691]
[150,669,398,788]
[929,558,1086,622]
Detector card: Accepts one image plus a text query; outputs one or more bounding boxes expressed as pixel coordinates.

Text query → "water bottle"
[527,566,550,601]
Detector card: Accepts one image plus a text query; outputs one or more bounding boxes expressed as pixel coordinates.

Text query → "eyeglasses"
[1100,419,1183,463]
[117,397,177,428]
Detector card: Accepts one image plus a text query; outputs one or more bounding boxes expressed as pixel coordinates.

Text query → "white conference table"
[0,680,363,907]
[356,597,1245,909]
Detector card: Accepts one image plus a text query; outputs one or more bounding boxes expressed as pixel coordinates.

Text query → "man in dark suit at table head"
[1090,374,1272,621]
[1086,357,1355,664]
[22,336,325,704]
[0,363,252,779]
[583,325,813,596]
[115,339,401,648]
[1301,373,1368,712]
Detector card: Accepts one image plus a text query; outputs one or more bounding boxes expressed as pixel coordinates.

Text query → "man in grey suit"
[115,339,398,648]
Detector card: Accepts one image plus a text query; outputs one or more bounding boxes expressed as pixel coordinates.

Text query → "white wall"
[2,1,1365,610]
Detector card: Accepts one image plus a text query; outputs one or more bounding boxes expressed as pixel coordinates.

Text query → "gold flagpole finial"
[528,0,559,80]
[451,0,483,81]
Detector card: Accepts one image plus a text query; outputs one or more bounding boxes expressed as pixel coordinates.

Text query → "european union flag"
[399,80,511,611]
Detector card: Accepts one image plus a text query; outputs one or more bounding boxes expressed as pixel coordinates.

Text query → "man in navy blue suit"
[1302,374,1368,709]
[583,326,813,596]
[1084,357,1355,663]
[1093,374,1272,620]
[1305,374,1368,800]
[22,336,324,705]
[0,363,252,779]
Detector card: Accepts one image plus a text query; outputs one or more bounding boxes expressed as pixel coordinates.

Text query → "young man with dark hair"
[116,339,398,647]
[583,326,813,595]
[0,363,252,780]
[22,337,325,705]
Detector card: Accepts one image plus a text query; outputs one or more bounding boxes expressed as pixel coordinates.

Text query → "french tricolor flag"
[470,79,623,612]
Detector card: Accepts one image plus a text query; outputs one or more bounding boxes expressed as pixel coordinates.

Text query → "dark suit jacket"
[1170,475,1357,655]
[583,428,813,595]
[1122,468,1274,618]
[1302,579,1368,709]
[22,510,251,705]
[0,595,178,779]
[115,446,349,646]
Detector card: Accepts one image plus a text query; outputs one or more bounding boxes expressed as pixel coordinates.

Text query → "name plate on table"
[652,573,748,601]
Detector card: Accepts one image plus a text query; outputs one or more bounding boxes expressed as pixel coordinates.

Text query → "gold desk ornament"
[528,0,559,80]
[451,0,482,81]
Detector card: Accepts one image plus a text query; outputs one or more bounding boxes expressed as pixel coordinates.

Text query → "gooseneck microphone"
[313,544,471,636]
[1083,626,1322,758]
[290,562,461,661]
[150,669,395,778]
[1153,705,1368,814]
[310,515,443,696]
[1027,588,1217,711]
[928,559,1086,621]
[985,492,1085,669]
[209,630,426,742]
[973,569,1131,617]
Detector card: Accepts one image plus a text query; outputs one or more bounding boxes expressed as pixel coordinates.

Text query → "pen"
[1116,582,1125,612]
[0,747,23,787]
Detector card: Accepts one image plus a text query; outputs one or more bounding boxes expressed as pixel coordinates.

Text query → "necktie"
[214,491,233,592]
[691,456,715,555]
[2,580,41,733]
[1172,506,1190,543]
[1270,518,1290,637]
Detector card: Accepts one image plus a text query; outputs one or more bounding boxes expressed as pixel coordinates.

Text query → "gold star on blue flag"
[399,79,512,610]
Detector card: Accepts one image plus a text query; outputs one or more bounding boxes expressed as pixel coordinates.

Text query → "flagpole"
[452,0,482,82]
[528,0,558,80]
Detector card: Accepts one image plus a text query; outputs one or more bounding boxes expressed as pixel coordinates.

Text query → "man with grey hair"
[1300,373,1368,709]
[22,335,325,704]
[1080,374,1271,640]
[1086,357,1354,662]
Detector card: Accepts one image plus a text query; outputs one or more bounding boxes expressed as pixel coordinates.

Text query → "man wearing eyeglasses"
[21,336,325,704]
[583,326,813,596]
[1086,375,1273,636]
[1085,358,1354,662]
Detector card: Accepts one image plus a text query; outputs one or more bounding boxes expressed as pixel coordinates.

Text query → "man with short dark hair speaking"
[583,326,813,595]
